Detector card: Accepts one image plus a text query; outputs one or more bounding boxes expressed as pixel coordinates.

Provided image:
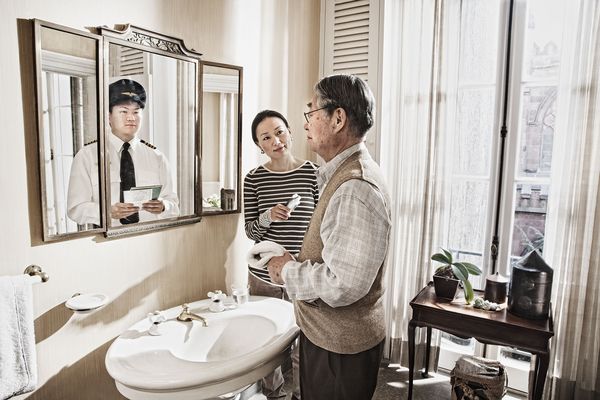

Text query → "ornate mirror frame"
[30,20,243,242]
[94,24,202,238]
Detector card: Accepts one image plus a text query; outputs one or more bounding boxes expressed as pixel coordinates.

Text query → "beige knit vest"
[295,148,389,354]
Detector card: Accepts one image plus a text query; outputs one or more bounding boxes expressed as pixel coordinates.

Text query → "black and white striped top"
[244,161,319,255]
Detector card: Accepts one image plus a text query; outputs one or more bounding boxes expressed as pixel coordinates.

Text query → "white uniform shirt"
[67,134,180,226]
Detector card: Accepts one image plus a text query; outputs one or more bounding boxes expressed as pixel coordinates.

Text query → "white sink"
[105,296,299,400]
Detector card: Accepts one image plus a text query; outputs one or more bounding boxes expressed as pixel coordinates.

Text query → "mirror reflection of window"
[39,26,98,236]
[202,65,240,213]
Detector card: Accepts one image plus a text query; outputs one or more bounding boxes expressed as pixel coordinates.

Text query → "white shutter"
[116,46,147,76]
[320,0,382,161]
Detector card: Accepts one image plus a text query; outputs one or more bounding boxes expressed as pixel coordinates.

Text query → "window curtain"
[380,2,600,396]
[380,0,457,367]
[177,62,195,215]
[543,1,600,398]
[219,92,236,192]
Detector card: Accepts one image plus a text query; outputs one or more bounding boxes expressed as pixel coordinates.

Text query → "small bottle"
[286,194,301,212]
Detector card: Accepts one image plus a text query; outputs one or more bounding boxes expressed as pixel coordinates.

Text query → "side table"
[408,283,554,400]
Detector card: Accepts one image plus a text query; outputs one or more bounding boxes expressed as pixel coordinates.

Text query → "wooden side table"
[408,283,554,400]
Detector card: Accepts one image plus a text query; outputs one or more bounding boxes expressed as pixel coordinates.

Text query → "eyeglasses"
[303,105,331,123]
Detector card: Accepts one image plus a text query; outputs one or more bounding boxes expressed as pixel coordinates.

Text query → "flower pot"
[433,275,460,300]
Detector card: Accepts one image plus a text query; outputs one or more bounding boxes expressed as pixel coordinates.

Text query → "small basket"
[450,356,508,400]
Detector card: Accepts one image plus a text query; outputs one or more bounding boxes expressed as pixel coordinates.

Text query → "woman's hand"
[270,204,291,221]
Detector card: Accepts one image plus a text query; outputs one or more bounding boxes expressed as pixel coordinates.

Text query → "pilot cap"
[109,79,146,110]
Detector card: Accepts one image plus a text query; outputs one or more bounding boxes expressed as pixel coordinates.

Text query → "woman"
[244,110,318,400]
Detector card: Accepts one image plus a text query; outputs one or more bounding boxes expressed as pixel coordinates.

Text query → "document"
[123,185,162,206]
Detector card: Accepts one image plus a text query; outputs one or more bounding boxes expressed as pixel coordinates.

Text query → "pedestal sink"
[105,296,299,400]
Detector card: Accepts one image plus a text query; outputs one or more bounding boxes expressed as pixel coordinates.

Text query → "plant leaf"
[453,263,470,280]
[442,248,453,263]
[461,262,482,275]
[431,253,450,264]
[451,265,467,281]
[462,279,474,304]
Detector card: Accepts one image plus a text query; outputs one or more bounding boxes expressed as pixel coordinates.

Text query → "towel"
[246,241,293,287]
[0,275,37,400]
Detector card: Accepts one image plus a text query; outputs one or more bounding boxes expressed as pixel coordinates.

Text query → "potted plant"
[431,248,482,304]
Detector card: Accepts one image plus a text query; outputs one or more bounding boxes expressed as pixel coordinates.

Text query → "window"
[435,0,567,392]
[40,50,97,234]
[506,0,564,267]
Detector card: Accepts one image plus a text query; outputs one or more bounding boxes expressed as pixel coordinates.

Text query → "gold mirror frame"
[96,24,202,238]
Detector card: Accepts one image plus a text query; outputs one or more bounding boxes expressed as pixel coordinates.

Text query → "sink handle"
[147,311,166,336]
[207,290,226,301]
[148,310,166,324]
[181,304,190,312]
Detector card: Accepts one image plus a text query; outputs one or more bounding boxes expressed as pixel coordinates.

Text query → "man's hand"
[111,202,139,219]
[142,199,165,214]
[267,252,294,285]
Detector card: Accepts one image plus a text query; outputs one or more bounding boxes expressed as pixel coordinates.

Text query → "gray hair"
[314,74,375,138]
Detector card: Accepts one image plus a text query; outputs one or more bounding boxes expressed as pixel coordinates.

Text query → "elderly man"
[267,74,392,400]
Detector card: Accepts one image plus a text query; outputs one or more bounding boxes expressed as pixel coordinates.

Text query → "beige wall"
[0,0,319,398]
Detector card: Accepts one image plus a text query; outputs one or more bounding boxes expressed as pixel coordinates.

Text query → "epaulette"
[140,139,157,149]
[84,139,97,146]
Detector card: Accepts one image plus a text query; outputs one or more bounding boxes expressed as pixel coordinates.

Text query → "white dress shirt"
[67,134,179,226]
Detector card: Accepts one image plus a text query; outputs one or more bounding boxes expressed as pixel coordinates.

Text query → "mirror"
[33,20,103,241]
[100,25,201,237]
[201,62,242,215]
[31,21,241,241]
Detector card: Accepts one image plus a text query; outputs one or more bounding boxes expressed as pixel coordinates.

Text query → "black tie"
[120,142,139,224]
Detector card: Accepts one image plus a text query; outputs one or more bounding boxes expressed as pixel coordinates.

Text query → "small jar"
[484,272,509,304]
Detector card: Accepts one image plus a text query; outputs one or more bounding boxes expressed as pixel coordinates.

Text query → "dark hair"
[109,79,146,112]
[314,74,375,138]
[250,110,290,145]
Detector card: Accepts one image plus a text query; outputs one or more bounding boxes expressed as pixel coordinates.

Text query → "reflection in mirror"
[36,23,101,240]
[201,63,242,214]
[104,43,197,229]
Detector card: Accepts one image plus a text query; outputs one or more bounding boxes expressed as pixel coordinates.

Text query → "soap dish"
[66,293,108,311]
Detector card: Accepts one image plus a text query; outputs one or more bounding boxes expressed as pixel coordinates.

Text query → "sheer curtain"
[380,3,600,394]
[380,0,456,367]
[543,1,600,398]
[219,92,236,191]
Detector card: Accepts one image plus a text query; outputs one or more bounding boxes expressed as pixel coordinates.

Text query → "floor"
[248,363,527,400]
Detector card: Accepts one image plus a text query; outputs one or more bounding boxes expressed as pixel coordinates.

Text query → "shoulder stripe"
[140,139,157,149]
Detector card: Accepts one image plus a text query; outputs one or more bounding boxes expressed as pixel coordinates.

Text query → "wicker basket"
[450,355,508,400]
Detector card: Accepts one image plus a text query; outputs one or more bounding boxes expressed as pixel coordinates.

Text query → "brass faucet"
[177,304,208,326]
